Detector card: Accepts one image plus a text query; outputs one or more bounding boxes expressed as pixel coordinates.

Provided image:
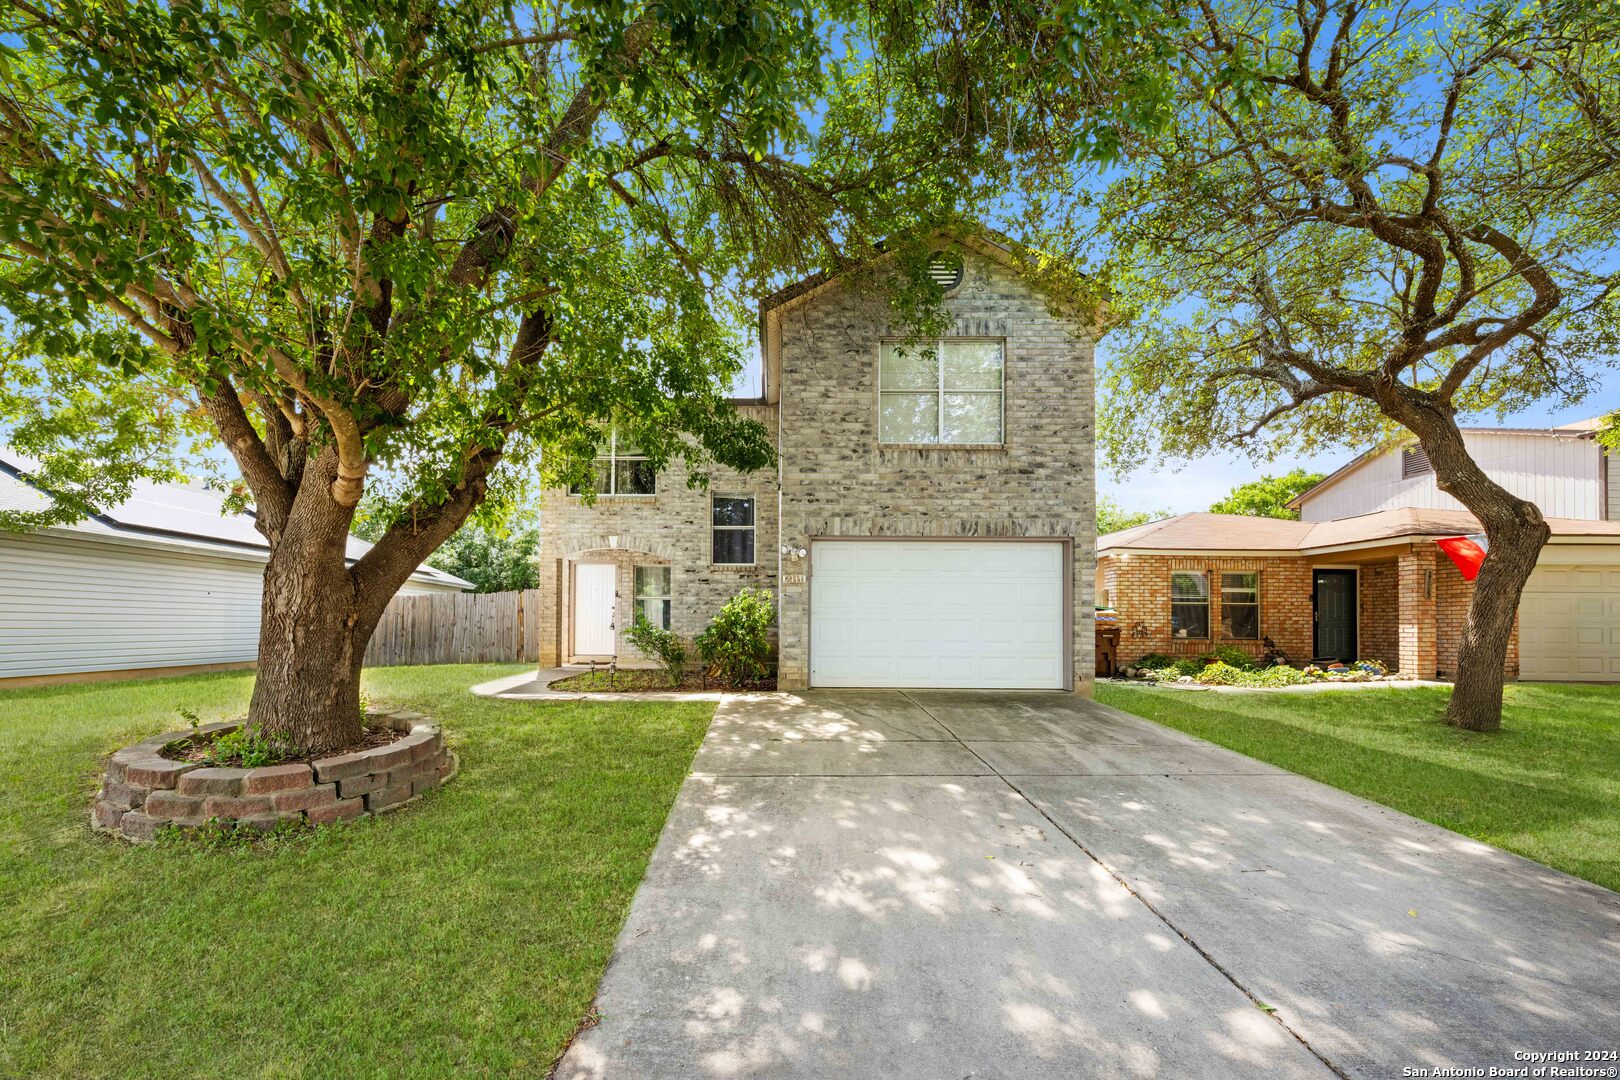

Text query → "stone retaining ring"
[92,711,458,843]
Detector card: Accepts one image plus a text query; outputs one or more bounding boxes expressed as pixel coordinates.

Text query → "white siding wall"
[0,531,458,679]
[1299,434,1604,522]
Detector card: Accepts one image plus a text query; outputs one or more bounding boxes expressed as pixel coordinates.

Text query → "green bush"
[1248,663,1311,687]
[201,725,295,768]
[1200,645,1258,671]
[1193,661,1248,686]
[1136,652,1177,670]
[695,588,775,686]
[625,613,689,687]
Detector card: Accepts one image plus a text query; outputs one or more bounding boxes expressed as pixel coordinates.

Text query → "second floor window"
[571,432,655,496]
[879,339,1004,445]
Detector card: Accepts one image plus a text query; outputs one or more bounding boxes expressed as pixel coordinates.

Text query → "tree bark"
[244,449,380,754]
[1406,412,1550,733]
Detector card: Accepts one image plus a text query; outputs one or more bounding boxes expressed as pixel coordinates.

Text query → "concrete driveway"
[557,690,1620,1079]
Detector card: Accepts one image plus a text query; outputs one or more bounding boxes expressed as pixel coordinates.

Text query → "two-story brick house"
[1098,420,1620,682]
[535,235,1099,692]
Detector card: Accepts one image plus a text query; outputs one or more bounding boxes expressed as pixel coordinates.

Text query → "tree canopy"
[1209,470,1325,519]
[1097,493,1167,534]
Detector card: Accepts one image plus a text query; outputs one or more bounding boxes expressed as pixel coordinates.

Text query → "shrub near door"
[695,588,776,686]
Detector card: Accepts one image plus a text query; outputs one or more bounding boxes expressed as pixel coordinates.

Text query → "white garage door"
[1519,564,1620,682]
[810,540,1067,689]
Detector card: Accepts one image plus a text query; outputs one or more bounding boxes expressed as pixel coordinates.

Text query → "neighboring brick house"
[1099,469,1620,682]
[536,235,1099,693]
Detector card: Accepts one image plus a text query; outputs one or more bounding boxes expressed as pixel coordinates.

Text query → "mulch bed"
[549,670,776,693]
[163,723,407,766]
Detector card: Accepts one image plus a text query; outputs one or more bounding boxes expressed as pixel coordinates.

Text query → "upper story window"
[1401,446,1432,479]
[879,339,1004,445]
[712,496,755,565]
[571,431,655,496]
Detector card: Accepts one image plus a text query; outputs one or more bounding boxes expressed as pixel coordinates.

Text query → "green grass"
[1096,681,1620,893]
[0,664,716,1078]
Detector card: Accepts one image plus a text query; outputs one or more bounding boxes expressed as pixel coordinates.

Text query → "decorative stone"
[307,799,363,825]
[365,784,413,812]
[124,757,198,790]
[119,811,166,842]
[96,718,452,842]
[144,790,206,821]
[201,794,274,819]
[271,784,338,813]
[177,768,249,796]
[312,752,372,783]
[242,763,314,794]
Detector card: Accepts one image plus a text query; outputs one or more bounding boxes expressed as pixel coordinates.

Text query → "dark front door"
[1313,570,1357,662]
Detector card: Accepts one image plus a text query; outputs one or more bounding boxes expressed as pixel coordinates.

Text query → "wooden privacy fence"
[363,589,541,667]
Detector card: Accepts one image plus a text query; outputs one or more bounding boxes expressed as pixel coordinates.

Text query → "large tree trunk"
[248,540,379,754]
[1411,416,1550,733]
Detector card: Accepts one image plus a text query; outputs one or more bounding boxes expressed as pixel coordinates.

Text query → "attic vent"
[927,251,964,291]
[1401,445,1432,478]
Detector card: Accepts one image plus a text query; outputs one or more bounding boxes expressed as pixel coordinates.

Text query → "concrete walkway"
[556,690,1620,1079]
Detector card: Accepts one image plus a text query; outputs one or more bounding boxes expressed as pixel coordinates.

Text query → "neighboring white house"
[1290,417,1617,523]
[0,449,468,686]
[1284,417,1620,683]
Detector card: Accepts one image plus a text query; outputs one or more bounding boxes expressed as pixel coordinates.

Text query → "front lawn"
[0,664,715,1078]
[1096,681,1620,893]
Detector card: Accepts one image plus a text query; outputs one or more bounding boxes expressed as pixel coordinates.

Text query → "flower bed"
[92,710,456,843]
[1119,653,1404,689]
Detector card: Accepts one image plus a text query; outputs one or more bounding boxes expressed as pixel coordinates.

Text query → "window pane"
[712,497,754,527]
[943,341,1003,390]
[713,528,755,565]
[1170,572,1208,600]
[942,393,1002,443]
[569,461,613,496]
[1221,604,1259,640]
[638,597,672,630]
[880,393,939,443]
[634,566,670,598]
[880,343,939,389]
[1220,572,1258,602]
[616,458,656,495]
[1171,602,1210,639]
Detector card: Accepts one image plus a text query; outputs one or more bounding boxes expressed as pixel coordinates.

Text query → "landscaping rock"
[242,763,314,794]
[365,784,413,812]
[337,773,386,799]
[124,757,198,790]
[201,794,275,819]
[176,767,249,796]
[312,752,372,783]
[271,784,338,812]
[307,799,363,825]
[92,800,125,831]
[144,790,206,821]
[118,811,166,842]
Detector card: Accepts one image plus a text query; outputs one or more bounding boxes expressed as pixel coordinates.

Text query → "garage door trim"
[806,535,1074,691]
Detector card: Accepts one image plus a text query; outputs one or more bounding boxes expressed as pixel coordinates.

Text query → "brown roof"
[1098,508,1620,556]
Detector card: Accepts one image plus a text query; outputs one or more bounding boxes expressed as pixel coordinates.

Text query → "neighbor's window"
[634,566,672,630]
[879,339,1003,445]
[1220,572,1260,640]
[1170,571,1210,639]
[570,431,655,496]
[712,496,755,565]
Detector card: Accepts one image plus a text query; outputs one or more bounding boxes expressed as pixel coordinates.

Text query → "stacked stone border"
[92,711,457,843]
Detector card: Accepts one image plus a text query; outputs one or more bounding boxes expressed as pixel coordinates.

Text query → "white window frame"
[711,494,756,566]
[878,338,1005,446]
[572,431,655,497]
[633,565,673,630]
[1219,571,1261,641]
[1170,570,1211,641]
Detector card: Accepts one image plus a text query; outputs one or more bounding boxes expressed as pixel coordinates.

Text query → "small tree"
[1067,0,1618,731]
[695,589,775,686]
[426,526,539,595]
[1210,471,1326,521]
[625,614,688,688]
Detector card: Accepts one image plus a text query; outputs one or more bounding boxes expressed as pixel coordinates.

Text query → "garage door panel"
[810,540,1067,689]
[1520,563,1620,682]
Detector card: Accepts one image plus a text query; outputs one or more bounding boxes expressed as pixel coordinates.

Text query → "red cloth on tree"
[1436,534,1489,581]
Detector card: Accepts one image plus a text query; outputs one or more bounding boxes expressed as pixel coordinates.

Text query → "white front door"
[809,540,1068,689]
[573,563,617,656]
[1519,563,1620,681]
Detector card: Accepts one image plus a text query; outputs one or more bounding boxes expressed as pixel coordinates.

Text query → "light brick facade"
[537,244,1097,690]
